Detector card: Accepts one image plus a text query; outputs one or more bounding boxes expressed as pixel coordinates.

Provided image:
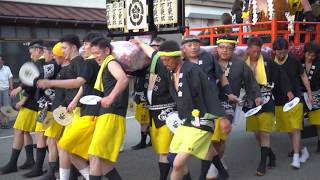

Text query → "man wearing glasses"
[202,35,262,180]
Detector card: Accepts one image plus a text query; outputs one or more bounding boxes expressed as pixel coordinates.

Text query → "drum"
[249,0,289,31]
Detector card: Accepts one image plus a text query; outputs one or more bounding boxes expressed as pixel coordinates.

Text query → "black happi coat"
[273,54,304,106]
[257,56,291,113]
[129,52,176,128]
[302,59,320,110]
[36,59,61,111]
[217,57,260,115]
[186,51,223,100]
[168,61,225,132]
[143,56,176,128]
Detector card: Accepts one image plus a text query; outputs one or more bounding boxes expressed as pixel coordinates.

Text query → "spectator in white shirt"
[0,55,13,128]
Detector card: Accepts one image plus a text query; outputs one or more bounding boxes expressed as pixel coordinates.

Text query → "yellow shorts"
[135,103,150,125]
[211,118,228,142]
[13,107,37,132]
[308,109,320,125]
[58,108,81,150]
[68,116,96,160]
[44,120,64,140]
[88,113,126,162]
[150,119,173,154]
[246,112,275,132]
[275,103,303,132]
[170,126,212,160]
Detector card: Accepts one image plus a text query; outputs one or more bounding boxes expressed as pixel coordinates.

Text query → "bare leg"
[24,132,33,146]
[36,132,47,148]
[12,129,24,149]
[141,124,149,132]
[70,154,89,170]
[47,138,58,162]
[171,152,191,180]
[292,130,301,154]
[58,147,71,169]
[89,155,102,176]
[259,132,270,147]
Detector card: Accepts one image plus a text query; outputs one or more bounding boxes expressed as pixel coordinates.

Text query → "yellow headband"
[217,39,238,44]
[157,51,182,57]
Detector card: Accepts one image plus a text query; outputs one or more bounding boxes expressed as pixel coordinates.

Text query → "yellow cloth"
[308,109,320,125]
[52,42,63,57]
[13,107,37,132]
[88,113,126,162]
[135,103,150,125]
[242,11,249,18]
[157,51,182,57]
[217,39,238,44]
[275,103,303,132]
[274,54,289,65]
[170,125,212,160]
[246,55,267,86]
[44,120,64,140]
[246,112,275,132]
[288,0,304,15]
[211,118,228,142]
[150,119,174,154]
[58,108,81,149]
[94,55,115,92]
[35,122,45,132]
[58,116,96,159]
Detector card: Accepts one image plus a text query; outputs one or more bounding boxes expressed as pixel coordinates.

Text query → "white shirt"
[0,65,13,90]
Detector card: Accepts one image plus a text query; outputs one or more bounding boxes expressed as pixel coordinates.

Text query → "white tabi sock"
[79,166,90,180]
[60,168,70,180]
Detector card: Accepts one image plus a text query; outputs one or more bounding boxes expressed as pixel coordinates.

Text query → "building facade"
[185,0,234,27]
[0,0,233,77]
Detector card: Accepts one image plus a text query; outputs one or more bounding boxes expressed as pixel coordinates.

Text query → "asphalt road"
[0,112,319,180]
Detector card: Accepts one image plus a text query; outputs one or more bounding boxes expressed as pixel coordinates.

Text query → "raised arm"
[130,39,155,58]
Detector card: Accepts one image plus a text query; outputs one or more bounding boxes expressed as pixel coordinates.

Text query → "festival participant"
[24,41,61,178]
[154,40,230,180]
[301,42,320,153]
[0,40,45,174]
[181,35,238,180]
[37,34,90,180]
[130,38,176,180]
[245,37,293,176]
[131,37,166,150]
[88,37,129,180]
[59,32,103,180]
[40,42,68,180]
[204,35,262,180]
[273,37,312,169]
